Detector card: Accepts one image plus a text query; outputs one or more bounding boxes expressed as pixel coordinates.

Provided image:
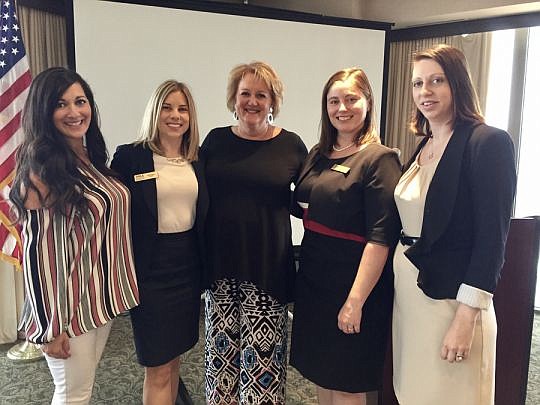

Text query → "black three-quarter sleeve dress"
[290,143,401,393]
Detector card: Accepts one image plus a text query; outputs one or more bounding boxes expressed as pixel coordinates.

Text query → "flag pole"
[7,339,44,361]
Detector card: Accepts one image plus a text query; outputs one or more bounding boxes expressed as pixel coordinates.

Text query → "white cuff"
[456,283,493,310]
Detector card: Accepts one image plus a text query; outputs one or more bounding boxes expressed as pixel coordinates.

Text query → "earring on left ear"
[267,107,274,125]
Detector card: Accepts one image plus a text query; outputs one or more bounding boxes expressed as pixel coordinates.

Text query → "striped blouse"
[19,164,139,344]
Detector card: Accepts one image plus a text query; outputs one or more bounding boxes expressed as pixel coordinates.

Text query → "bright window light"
[515,26,540,218]
[484,29,515,130]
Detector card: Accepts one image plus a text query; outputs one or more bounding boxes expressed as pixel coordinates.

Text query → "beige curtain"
[0,6,67,344]
[385,33,492,163]
[17,5,67,75]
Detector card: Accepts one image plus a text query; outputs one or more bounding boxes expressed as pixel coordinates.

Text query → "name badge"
[331,164,350,174]
[134,171,158,182]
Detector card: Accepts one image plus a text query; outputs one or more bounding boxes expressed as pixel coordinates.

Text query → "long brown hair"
[10,67,112,220]
[410,44,484,137]
[320,68,380,154]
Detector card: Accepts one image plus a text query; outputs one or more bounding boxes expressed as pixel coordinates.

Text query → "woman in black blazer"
[111,80,207,405]
[392,45,516,405]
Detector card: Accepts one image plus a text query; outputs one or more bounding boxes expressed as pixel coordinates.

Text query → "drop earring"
[267,107,274,125]
[233,110,239,120]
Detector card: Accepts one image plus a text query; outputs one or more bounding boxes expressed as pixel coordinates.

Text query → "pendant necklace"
[165,156,185,165]
[427,135,434,160]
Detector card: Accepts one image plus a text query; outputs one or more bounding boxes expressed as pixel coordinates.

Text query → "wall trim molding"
[108,0,393,30]
[390,11,540,42]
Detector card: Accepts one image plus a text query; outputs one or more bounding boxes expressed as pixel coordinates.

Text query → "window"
[486,27,540,307]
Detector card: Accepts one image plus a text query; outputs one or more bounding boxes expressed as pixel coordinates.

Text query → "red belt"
[302,208,367,243]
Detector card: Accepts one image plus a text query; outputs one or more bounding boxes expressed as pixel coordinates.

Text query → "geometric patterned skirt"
[205,279,289,405]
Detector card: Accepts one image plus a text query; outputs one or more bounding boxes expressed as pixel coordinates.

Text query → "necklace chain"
[332,141,356,152]
[165,156,185,164]
[236,124,272,140]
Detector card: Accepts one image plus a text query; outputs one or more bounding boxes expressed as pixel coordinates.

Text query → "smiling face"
[326,78,368,139]
[234,73,273,128]
[157,90,190,142]
[52,82,91,149]
[412,58,454,126]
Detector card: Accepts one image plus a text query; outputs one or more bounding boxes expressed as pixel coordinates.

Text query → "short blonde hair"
[226,61,284,117]
[319,68,380,154]
[138,80,199,161]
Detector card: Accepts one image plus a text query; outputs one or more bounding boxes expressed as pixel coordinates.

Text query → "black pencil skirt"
[130,229,201,367]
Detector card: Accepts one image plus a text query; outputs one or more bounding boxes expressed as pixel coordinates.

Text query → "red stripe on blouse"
[302,208,367,243]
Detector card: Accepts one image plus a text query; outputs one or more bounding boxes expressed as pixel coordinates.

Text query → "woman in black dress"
[290,68,401,404]
[111,80,207,404]
[202,61,307,404]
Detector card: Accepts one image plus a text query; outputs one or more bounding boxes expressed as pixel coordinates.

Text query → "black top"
[111,143,209,288]
[201,126,307,303]
[403,122,517,299]
[295,143,401,246]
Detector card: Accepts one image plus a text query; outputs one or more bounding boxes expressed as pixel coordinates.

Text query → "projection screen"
[73,0,389,243]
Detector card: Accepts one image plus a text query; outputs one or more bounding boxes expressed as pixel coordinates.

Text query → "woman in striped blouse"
[10,67,139,405]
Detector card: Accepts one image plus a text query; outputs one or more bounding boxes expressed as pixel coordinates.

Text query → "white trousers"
[44,321,113,405]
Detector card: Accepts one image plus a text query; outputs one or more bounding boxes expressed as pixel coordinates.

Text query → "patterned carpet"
[0,310,538,404]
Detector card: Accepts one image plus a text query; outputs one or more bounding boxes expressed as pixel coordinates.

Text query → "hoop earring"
[232,110,239,121]
[267,107,274,125]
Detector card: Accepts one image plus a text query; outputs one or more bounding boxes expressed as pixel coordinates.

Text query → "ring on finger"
[456,354,464,362]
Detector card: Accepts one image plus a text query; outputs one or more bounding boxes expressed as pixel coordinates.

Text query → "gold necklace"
[165,156,185,164]
[426,134,435,159]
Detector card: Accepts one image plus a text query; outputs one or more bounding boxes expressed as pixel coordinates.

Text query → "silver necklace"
[332,141,355,152]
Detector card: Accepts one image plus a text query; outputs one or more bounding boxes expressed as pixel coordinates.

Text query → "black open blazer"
[403,121,516,300]
[110,143,208,290]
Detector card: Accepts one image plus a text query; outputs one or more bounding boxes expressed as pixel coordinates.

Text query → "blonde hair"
[320,68,380,154]
[226,61,284,117]
[138,80,199,161]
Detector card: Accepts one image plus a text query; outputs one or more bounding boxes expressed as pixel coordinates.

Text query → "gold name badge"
[134,171,158,182]
[331,164,350,174]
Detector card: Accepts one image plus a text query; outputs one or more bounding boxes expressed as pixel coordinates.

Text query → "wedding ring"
[456,354,464,362]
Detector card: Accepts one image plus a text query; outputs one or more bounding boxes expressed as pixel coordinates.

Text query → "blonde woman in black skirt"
[111,80,208,404]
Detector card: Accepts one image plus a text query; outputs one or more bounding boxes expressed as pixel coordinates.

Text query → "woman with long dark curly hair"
[10,67,139,405]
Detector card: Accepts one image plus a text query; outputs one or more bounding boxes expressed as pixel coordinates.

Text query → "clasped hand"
[41,332,71,359]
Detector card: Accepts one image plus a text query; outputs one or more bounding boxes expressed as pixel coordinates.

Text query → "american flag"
[0,0,31,269]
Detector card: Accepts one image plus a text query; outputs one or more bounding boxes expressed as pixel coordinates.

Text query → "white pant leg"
[45,321,113,405]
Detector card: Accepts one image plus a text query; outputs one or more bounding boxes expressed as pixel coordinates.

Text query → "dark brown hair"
[320,68,380,154]
[410,44,484,137]
[10,67,112,219]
